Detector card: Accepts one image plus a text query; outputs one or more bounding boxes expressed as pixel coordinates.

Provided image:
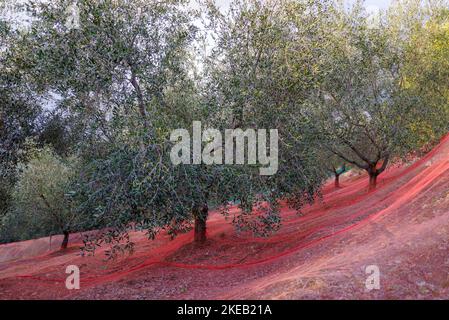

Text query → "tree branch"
[324,145,368,170]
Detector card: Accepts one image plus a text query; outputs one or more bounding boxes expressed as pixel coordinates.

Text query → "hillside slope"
[1,134,448,300]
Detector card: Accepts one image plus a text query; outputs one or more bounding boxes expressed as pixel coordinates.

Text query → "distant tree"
[4,147,81,249]
[309,2,437,190]
[316,151,347,188]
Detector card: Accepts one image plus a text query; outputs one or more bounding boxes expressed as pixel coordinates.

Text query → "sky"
[350,0,393,14]
[1,1,394,23]
[213,0,393,13]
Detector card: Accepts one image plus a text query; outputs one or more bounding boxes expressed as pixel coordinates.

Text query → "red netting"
[2,133,448,291]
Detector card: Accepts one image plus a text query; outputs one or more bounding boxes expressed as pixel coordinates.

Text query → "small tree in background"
[316,151,347,188]
[5,146,81,249]
[309,2,440,190]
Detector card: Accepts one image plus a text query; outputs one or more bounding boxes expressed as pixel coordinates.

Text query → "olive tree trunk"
[335,173,341,188]
[193,205,208,243]
[61,231,69,250]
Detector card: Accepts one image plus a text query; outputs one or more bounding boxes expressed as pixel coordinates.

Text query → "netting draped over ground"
[1,134,448,290]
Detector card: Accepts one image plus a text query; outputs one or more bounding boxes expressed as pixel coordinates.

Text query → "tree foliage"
[401,3,449,141]
[308,1,445,189]
[0,16,41,222]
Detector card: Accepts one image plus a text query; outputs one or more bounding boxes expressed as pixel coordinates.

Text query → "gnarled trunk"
[193,205,208,243]
[335,173,341,188]
[61,231,69,250]
[369,173,377,190]
[368,164,379,191]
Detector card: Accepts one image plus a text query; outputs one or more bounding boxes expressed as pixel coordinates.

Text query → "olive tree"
[5,147,80,249]
[18,0,209,252]
[16,1,248,253]
[315,150,347,188]
[14,0,338,257]
[309,2,431,190]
